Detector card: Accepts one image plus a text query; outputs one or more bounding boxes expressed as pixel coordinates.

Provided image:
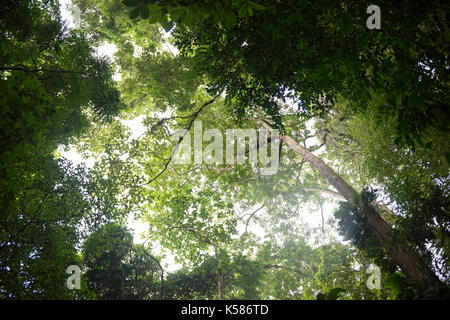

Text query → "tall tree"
[0,0,126,298]
[58,0,449,300]
[82,223,162,299]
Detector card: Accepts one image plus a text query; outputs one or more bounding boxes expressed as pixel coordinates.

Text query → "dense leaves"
[1,0,448,300]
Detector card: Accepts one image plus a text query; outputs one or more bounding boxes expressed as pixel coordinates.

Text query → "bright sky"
[58,0,342,271]
[58,0,183,271]
[59,0,146,239]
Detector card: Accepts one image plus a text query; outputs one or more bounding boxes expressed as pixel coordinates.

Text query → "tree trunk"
[159,269,164,300]
[213,244,224,299]
[121,278,125,300]
[259,120,447,299]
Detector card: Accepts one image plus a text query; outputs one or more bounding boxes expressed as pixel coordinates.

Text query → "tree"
[114,0,450,298]
[315,97,450,292]
[82,223,162,299]
[163,256,223,300]
[12,0,446,300]
[255,235,389,300]
[1,157,88,299]
[0,0,127,298]
[169,0,449,146]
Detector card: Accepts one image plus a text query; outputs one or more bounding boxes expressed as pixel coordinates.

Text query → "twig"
[240,202,265,240]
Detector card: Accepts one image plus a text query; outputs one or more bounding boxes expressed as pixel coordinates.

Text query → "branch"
[301,187,346,201]
[127,244,164,299]
[149,113,202,135]
[139,94,220,186]
[216,136,272,178]
[157,27,176,57]
[168,224,212,244]
[0,190,53,250]
[239,203,265,240]
[0,65,83,76]
[263,264,304,277]
[169,164,222,175]
[253,118,359,205]
[294,159,306,184]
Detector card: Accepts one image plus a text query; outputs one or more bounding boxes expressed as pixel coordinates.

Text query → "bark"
[213,244,224,299]
[159,270,164,300]
[259,119,447,299]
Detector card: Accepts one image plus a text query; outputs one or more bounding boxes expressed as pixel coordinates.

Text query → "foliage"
[255,236,387,300]
[1,0,449,300]
[320,98,450,290]
[316,288,346,300]
[0,0,126,298]
[1,157,88,299]
[169,0,449,144]
[82,223,161,299]
[164,255,221,299]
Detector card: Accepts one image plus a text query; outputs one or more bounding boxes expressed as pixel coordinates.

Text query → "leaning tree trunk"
[259,120,447,299]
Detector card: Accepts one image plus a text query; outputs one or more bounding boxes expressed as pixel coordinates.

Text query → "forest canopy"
[0,0,449,300]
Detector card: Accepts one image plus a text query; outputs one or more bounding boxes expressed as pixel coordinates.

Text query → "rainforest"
[0,0,449,300]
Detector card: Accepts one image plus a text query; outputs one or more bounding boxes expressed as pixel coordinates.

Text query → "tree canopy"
[0,0,448,300]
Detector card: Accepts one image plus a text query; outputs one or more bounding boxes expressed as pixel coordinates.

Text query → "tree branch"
[139,94,220,186]
[239,203,265,240]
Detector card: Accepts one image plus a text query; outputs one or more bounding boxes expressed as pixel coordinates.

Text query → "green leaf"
[123,0,140,7]
[353,192,360,204]
[316,292,326,300]
[327,288,346,300]
[286,13,299,25]
[183,9,194,25]
[224,11,237,27]
[161,19,175,32]
[238,6,247,19]
[140,5,150,19]
[129,7,140,19]
[248,1,266,11]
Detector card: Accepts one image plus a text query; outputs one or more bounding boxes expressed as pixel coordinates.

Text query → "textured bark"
[363,205,445,299]
[258,120,447,299]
